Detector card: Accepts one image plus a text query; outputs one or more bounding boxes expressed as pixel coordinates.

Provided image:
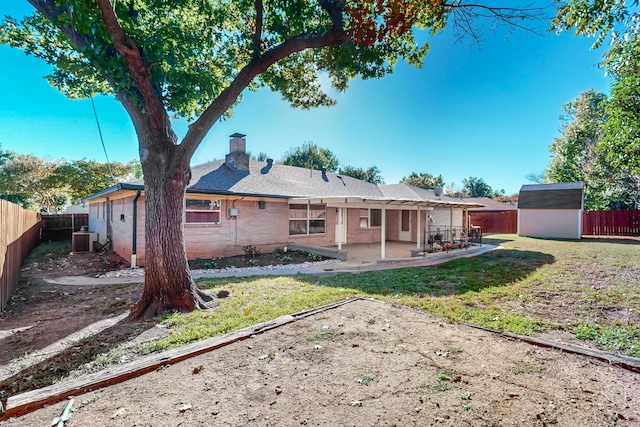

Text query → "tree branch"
[253,0,263,58]
[27,0,89,51]
[94,0,167,136]
[445,2,550,42]
[180,0,348,159]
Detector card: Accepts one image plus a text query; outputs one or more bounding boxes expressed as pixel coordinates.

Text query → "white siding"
[88,201,108,244]
[518,209,582,239]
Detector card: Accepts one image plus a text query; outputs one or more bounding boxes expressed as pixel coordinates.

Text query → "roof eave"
[83,183,144,202]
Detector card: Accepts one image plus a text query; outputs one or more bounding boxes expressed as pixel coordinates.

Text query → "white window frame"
[289,203,326,235]
[359,208,382,228]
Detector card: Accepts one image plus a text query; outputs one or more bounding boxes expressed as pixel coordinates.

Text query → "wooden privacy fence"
[1,200,44,313]
[582,210,640,236]
[41,213,89,241]
[469,211,518,234]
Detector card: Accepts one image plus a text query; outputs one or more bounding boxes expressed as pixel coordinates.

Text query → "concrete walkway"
[46,244,499,286]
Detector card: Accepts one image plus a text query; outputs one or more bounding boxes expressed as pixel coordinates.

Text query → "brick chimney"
[225,133,250,171]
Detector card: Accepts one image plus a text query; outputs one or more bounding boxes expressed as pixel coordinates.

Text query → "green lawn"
[148,235,640,358]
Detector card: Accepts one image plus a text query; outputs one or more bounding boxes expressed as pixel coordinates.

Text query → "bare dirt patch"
[0,250,138,367]
[3,299,639,426]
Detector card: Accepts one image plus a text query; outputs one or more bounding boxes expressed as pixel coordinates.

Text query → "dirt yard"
[3,299,639,426]
[1,243,639,426]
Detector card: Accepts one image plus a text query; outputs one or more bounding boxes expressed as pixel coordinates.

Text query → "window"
[401,210,410,231]
[186,199,221,224]
[289,203,326,235]
[359,208,382,228]
[371,209,382,227]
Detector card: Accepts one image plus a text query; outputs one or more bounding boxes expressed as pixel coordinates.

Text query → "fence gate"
[41,214,89,241]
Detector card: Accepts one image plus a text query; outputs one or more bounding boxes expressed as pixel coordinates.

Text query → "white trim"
[381,207,386,259]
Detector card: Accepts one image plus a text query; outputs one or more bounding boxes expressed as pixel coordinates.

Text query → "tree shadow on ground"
[0,318,156,404]
[581,236,640,245]
[309,248,555,298]
[481,235,517,246]
[197,248,554,299]
[0,283,141,365]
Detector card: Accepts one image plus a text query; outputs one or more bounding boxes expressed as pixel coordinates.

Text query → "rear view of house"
[85,134,482,266]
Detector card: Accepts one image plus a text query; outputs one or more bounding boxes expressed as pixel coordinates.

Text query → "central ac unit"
[72,232,98,253]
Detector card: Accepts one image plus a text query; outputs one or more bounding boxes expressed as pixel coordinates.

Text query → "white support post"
[337,207,343,251]
[463,208,468,245]
[416,205,421,249]
[381,207,386,259]
[449,206,454,244]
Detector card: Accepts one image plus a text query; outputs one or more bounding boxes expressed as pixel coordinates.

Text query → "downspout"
[131,189,141,267]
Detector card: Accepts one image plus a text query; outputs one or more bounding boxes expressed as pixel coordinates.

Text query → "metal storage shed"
[517,182,584,239]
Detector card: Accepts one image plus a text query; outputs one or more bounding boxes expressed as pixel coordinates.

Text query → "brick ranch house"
[85,134,483,267]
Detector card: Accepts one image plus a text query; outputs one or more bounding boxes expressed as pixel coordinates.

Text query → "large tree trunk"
[127,131,214,321]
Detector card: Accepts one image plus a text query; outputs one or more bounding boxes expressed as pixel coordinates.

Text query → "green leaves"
[401,172,444,190]
[281,141,340,172]
[1,0,446,120]
[461,177,495,198]
[551,0,627,49]
[548,1,639,208]
[339,165,385,184]
[0,154,139,212]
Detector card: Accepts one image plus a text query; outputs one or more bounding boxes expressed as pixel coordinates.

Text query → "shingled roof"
[462,197,518,211]
[85,135,482,209]
[518,182,584,209]
[187,159,383,199]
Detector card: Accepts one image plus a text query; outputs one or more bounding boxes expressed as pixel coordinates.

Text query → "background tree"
[1,1,546,319]
[0,154,66,213]
[250,152,269,162]
[443,181,461,197]
[281,142,340,172]
[339,165,384,184]
[461,176,494,197]
[0,153,139,211]
[0,144,15,165]
[599,16,640,208]
[401,172,444,190]
[545,89,612,209]
[0,144,21,204]
[553,0,639,209]
[493,193,519,204]
[51,159,139,204]
[525,171,547,184]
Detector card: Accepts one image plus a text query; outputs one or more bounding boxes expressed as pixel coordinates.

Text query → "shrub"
[243,245,260,258]
[307,252,323,261]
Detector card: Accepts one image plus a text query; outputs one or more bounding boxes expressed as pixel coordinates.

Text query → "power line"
[91,97,111,168]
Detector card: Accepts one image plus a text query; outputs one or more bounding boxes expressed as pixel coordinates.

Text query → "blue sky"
[0,3,610,195]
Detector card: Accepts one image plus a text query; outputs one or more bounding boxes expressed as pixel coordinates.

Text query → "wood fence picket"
[0,200,43,312]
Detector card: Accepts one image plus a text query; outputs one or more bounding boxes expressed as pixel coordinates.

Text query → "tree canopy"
[401,172,444,190]
[546,89,638,210]
[339,165,384,184]
[599,15,640,188]
[461,176,495,198]
[551,2,639,209]
[0,153,139,212]
[281,142,340,172]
